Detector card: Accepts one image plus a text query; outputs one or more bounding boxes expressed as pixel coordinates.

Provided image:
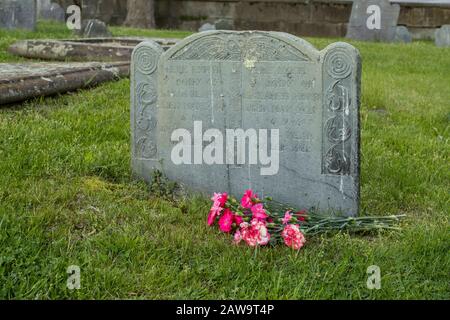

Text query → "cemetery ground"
[0,21,448,299]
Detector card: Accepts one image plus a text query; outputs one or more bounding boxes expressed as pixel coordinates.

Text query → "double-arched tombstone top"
[164,30,320,62]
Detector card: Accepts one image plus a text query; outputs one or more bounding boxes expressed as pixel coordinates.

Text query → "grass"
[0,21,449,299]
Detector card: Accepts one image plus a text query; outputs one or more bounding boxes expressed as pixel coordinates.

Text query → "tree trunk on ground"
[124,0,156,29]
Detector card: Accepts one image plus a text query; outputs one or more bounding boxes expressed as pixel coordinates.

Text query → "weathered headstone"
[346,0,400,42]
[435,25,450,47]
[36,0,50,15]
[75,19,112,38]
[199,20,234,33]
[0,61,128,105]
[39,2,65,22]
[394,26,412,43]
[131,31,361,216]
[198,23,216,32]
[0,0,37,31]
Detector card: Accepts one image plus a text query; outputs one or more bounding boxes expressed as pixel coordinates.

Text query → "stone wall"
[54,0,450,39]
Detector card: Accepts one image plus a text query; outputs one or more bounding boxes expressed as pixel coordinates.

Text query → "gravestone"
[36,0,50,15]
[435,25,450,47]
[346,0,400,42]
[0,0,37,31]
[198,23,216,32]
[75,19,112,38]
[39,2,65,22]
[199,20,234,33]
[37,0,50,11]
[394,26,412,43]
[131,31,361,216]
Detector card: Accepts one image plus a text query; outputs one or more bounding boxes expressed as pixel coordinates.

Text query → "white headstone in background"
[435,25,450,47]
[39,1,65,22]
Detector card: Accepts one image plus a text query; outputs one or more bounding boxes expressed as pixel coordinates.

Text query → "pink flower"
[233,230,242,244]
[207,192,228,226]
[234,214,244,225]
[218,208,234,233]
[240,225,257,246]
[282,211,293,224]
[240,219,270,246]
[207,205,223,226]
[281,224,306,250]
[240,221,249,229]
[251,203,268,221]
[241,189,257,209]
[295,209,307,222]
[212,192,228,209]
[207,210,216,226]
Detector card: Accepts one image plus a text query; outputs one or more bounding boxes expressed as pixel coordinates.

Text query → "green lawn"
[0,21,449,299]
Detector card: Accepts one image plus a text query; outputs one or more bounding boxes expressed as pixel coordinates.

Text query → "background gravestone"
[198,19,234,33]
[75,19,112,38]
[0,0,37,31]
[198,23,216,32]
[39,1,65,22]
[131,31,361,216]
[394,26,412,43]
[346,0,400,42]
[36,0,49,15]
[435,25,450,47]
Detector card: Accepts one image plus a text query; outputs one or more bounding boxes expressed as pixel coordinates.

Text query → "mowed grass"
[0,21,449,299]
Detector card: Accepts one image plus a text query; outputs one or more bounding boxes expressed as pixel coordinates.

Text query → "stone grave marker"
[394,26,412,43]
[199,23,216,32]
[39,2,65,22]
[75,19,112,38]
[131,31,361,215]
[131,31,361,216]
[37,0,50,13]
[0,0,37,31]
[435,25,450,47]
[346,0,400,42]
[199,20,234,33]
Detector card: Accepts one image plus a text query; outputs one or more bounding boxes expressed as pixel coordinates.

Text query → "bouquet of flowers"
[207,189,404,250]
